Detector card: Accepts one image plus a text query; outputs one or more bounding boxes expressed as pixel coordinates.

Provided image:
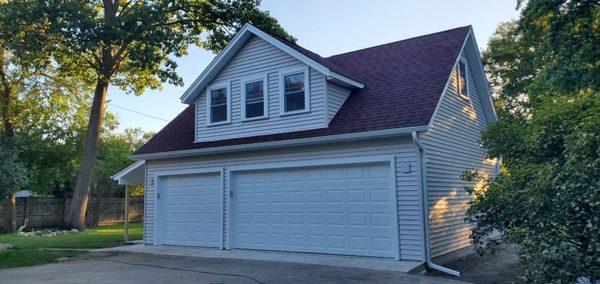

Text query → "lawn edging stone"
[0,242,12,250]
[19,228,79,237]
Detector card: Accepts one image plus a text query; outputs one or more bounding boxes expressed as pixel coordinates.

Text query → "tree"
[23,0,294,230]
[88,128,152,224]
[467,0,600,281]
[93,128,153,199]
[0,135,27,232]
[0,0,51,231]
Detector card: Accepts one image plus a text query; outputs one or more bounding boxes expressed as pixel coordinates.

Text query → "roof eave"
[111,160,146,185]
[132,125,427,160]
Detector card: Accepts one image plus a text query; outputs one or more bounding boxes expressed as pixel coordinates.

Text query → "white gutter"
[132,126,427,160]
[412,131,461,277]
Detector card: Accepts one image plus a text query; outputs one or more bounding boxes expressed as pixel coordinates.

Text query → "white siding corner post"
[124,185,129,241]
[220,167,225,250]
[412,131,461,277]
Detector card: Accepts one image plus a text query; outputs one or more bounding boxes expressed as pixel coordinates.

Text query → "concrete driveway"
[0,252,465,284]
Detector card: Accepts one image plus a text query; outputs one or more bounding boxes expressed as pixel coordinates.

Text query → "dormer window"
[241,74,268,121]
[457,60,468,99]
[207,84,230,125]
[279,67,310,114]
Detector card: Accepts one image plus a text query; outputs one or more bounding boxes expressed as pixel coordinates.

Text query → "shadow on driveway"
[1,252,467,284]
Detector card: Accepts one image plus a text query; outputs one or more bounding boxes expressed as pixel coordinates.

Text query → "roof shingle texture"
[135,26,470,155]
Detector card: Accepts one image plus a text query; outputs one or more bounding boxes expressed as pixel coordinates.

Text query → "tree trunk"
[2,193,16,232]
[0,48,12,137]
[0,49,17,232]
[65,79,108,230]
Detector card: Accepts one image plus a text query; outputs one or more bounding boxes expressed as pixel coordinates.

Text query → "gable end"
[181,24,364,105]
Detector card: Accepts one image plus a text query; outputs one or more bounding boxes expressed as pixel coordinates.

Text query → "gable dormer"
[181,24,363,143]
[194,35,328,142]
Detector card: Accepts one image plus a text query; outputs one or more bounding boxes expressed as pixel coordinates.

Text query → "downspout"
[412,131,461,277]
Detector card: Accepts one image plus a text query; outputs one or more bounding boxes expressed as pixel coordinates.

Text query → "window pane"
[211,88,227,106]
[245,81,263,102]
[245,81,264,118]
[211,105,227,122]
[284,72,305,112]
[246,102,264,118]
[284,73,304,93]
[458,61,468,97]
[285,91,305,112]
[210,88,227,123]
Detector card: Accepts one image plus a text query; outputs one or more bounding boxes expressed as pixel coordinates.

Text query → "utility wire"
[107,103,169,122]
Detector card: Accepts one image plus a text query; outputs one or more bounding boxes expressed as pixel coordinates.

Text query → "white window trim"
[206,82,231,126]
[279,66,310,116]
[240,73,269,121]
[457,59,470,100]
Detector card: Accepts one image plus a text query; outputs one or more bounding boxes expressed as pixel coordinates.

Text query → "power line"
[107,103,169,122]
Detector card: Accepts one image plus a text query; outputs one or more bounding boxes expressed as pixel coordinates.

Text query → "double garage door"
[157,162,397,258]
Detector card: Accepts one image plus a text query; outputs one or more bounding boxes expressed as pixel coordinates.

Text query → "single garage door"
[232,162,397,258]
[158,173,221,247]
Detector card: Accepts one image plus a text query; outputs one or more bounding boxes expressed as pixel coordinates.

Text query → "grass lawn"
[0,223,142,268]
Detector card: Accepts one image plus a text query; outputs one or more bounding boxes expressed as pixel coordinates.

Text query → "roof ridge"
[327,25,471,59]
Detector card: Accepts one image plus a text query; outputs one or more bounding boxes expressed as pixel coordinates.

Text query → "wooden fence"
[0,197,143,230]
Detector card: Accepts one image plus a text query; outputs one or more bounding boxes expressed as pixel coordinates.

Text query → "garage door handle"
[229,190,234,198]
[157,193,161,199]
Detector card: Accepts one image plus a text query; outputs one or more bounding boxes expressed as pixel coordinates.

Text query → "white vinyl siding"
[327,82,351,123]
[420,53,497,258]
[144,137,424,261]
[195,35,327,142]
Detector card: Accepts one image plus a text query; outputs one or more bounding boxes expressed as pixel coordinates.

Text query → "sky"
[109,0,520,134]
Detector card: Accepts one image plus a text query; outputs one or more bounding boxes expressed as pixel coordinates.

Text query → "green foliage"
[484,0,600,116]
[0,248,82,269]
[16,83,96,196]
[38,0,293,95]
[93,128,152,198]
[470,0,600,282]
[515,0,600,98]
[470,92,600,282]
[0,135,27,197]
[1,0,101,197]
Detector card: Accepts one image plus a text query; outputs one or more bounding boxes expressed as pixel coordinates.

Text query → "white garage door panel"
[233,163,397,258]
[159,173,221,247]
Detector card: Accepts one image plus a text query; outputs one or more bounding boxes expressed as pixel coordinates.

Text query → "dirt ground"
[428,244,523,284]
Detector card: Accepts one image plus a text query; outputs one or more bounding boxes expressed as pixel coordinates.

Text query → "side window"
[280,67,310,114]
[207,85,230,125]
[457,60,468,99]
[241,75,268,120]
